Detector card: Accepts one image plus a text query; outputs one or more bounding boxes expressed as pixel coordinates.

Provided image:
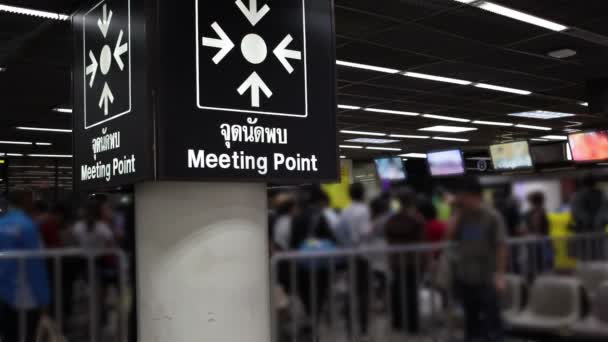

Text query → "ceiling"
[1,0,608,185]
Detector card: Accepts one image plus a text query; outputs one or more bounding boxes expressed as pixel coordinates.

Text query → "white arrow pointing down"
[273,34,302,74]
[202,22,235,64]
[235,0,270,27]
[237,72,272,107]
[97,4,112,38]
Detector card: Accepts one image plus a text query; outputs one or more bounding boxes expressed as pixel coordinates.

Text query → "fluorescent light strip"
[403,72,472,85]
[338,104,361,110]
[17,127,72,133]
[515,124,551,131]
[423,114,470,123]
[35,142,53,146]
[365,146,402,151]
[530,138,549,142]
[339,145,364,149]
[336,60,400,74]
[433,136,470,142]
[0,140,32,145]
[579,102,589,107]
[364,108,419,116]
[541,135,568,141]
[474,83,532,95]
[473,120,513,127]
[400,153,427,159]
[340,156,346,159]
[477,2,567,32]
[340,130,386,136]
[0,153,24,157]
[389,134,430,139]
[53,107,72,113]
[346,138,399,144]
[27,154,73,158]
[0,4,69,20]
[419,125,478,133]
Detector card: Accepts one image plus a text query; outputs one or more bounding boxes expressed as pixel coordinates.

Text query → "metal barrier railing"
[270,233,608,342]
[0,248,129,342]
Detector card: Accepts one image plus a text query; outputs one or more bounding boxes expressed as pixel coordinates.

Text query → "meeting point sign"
[72,0,338,190]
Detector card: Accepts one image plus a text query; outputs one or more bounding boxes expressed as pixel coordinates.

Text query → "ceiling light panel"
[419,125,478,133]
[508,110,575,120]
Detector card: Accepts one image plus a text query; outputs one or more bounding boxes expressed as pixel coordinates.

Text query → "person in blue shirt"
[0,190,50,342]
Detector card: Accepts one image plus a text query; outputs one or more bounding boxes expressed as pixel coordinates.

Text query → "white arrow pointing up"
[97,4,113,38]
[99,83,115,115]
[114,30,128,70]
[86,50,98,88]
[202,22,235,64]
[273,34,302,74]
[235,0,270,27]
[237,71,272,107]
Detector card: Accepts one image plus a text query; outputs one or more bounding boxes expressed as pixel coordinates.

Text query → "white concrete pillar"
[135,182,270,342]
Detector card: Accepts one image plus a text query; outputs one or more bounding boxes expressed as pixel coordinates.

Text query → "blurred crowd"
[0,190,131,342]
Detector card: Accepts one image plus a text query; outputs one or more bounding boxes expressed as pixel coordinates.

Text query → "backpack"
[297,213,336,270]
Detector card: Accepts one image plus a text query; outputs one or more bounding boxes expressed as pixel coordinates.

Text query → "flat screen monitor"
[490,141,534,171]
[427,149,465,177]
[568,130,608,162]
[374,157,406,181]
[530,142,569,165]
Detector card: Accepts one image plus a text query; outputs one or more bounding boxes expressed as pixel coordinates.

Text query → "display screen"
[490,141,533,171]
[374,158,406,181]
[568,131,608,162]
[427,150,465,176]
[530,142,569,165]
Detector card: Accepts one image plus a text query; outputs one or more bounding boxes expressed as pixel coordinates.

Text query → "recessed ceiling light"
[388,134,430,139]
[473,120,513,127]
[548,49,577,59]
[28,154,73,158]
[336,60,400,74]
[0,140,33,145]
[16,127,72,133]
[364,108,419,116]
[476,2,567,32]
[433,136,470,142]
[508,110,575,120]
[338,104,361,110]
[340,130,386,137]
[402,72,472,85]
[53,107,72,114]
[365,146,402,151]
[339,145,363,149]
[541,135,568,141]
[346,138,399,144]
[422,114,470,123]
[419,125,478,133]
[0,4,69,20]
[515,124,552,131]
[400,153,427,159]
[474,83,532,95]
[579,102,589,107]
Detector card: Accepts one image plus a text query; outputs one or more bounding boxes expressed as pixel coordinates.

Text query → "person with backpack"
[448,179,508,342]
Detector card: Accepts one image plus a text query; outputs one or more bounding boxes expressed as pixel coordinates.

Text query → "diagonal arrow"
[86,50,99,88]
[114,29,128,70]
[237,72,272,107]
[273,34,302,74]
[97,4,113,38]
[99,82,115,115]
[235,0,270,27]
[202,22,235,64]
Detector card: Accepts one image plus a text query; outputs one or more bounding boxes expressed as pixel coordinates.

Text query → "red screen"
[568,131,608,162]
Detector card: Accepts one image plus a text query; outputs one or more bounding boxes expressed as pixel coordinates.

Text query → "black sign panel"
[73,0,153,190]
[155,0,338,182]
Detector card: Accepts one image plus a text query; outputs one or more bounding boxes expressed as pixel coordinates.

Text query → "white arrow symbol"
[86,50,98,88]
[202,22,235,64]
[273,34,302,74]
[235,0,270,27]
[237,72,272,107]
[114,30,128,70]
[97,4,113,38]
[99,83,115,115]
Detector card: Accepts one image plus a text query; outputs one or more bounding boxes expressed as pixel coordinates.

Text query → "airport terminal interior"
[3,0,608,341]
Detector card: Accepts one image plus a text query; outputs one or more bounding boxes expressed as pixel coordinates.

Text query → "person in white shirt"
[337,182,372,247]
[72,199,116,250]
[272,196,298,251]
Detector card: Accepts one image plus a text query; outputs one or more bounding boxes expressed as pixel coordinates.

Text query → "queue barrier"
[0,248,129,342]
[270,232,608,342]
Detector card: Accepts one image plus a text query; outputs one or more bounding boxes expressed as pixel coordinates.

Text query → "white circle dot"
[241,34,267,65]
[100,45,112,75]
